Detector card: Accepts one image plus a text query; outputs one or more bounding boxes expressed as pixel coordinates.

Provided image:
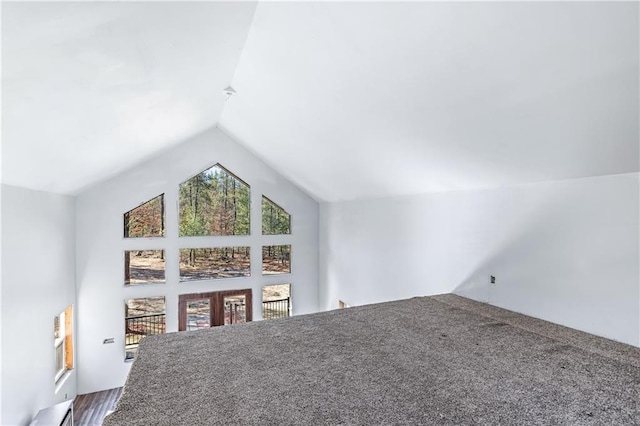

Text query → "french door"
[178,289,252,331]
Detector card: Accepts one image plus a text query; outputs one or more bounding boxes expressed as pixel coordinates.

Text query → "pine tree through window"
[179,164,250,237]
[262,245,291,275]
[262,196,291,235]
[179,247,251,282]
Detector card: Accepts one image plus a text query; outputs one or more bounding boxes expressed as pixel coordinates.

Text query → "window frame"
[179,246,251,282]
[262,283,292,320]
[178,163,251,237]
[261,195,291,235]
[124,249,166,286]
[123,193,166,238]
[262,244,292,275]
[54,306,73,383]
[124,296,166,361]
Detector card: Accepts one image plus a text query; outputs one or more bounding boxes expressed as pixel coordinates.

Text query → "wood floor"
[73,387,122,426]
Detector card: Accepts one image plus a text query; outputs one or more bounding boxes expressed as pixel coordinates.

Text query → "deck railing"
[124,300,289,359]
[262,297,291,320]
[125,313,166,359]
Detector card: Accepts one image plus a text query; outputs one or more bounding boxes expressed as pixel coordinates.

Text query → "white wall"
[0,184,3,426]
[320,173,639,347]
[1,184,77,426]
[75,127,319,394]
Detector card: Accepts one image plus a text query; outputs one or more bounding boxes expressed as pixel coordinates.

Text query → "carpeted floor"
[104,294,640,425]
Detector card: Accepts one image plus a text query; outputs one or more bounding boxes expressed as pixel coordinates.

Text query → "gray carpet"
[104,294,640,425]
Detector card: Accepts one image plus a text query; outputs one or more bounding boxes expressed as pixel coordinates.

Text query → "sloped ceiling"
[2,2,638,201]
[1,2,257,194]
[220,2,639,202]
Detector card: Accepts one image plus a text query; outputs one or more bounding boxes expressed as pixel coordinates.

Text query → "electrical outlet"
[490,275,496,285]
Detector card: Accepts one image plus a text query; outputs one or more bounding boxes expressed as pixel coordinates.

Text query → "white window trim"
[54,311,66,383]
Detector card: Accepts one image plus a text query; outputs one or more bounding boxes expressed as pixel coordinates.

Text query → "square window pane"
[125,250,165,285]
[262,245,291,275]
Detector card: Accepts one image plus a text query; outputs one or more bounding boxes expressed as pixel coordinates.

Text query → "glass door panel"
[178,289,252,331]
[224,295,247,325]
[186,298,210,330]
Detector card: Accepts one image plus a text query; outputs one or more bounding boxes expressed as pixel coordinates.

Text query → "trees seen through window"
[121,162,295,358]
[179,164,250,237]
[124,194,164,238]
[262,196,290,235]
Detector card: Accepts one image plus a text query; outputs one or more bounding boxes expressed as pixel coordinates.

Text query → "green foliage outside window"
[179,164,250,237]
[262,196,291,235]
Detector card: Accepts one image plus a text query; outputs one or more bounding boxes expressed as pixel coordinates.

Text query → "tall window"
[120,162,298,345]
[179,164,250,237]
[125,297,165,360]
[124,194,166,292]
[124,194,165,238]
[54,305,73,382]
[262,284,291,320]
[262,196,291,235]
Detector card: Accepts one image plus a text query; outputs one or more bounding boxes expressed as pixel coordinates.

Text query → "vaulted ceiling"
[3,2,638,201]
[2,2,257,194]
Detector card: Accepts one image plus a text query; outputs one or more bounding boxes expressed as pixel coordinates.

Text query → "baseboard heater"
[30,400,73,426]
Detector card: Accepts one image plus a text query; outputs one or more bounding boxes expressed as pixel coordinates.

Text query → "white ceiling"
[2,2,638,201]
[1,1,257,194]
[221,1,639,202]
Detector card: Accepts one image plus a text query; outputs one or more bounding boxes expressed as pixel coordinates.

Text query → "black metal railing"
[262,297,291,320]
[125,313,166,349]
